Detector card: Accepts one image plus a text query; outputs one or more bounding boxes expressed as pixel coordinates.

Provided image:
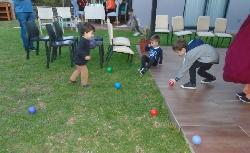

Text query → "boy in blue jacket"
[139,34,163,76]
[169,38,219,89]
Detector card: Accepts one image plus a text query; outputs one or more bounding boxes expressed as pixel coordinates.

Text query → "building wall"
[133,0,185,28]
[133,0,250,33]
[226,0,250,33]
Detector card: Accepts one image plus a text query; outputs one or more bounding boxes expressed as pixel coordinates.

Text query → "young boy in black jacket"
[139,34,163,76]
[69,23,95,88]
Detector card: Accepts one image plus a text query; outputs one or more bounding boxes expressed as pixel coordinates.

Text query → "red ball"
[168,80,174,86]
[150,109,158,117]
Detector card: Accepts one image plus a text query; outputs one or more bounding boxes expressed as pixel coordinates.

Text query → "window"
[184,0,229,27]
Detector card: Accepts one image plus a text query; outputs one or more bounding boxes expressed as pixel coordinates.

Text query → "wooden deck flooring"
[149,47,250,153]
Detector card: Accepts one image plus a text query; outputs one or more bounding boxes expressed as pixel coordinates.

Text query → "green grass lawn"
[0,21,191,153]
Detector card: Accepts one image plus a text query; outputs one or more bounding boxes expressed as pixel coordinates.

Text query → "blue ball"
[114,82,122,89]
[192,135,202,145]
[28,106,36,114]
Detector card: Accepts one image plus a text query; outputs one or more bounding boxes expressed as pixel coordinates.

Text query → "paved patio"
[148,47,250,153]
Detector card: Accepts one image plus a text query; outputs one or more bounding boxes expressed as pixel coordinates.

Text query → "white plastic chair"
[56,7,76,32]
[155,15,170,44]
[171,16,192,43]
[214,18,232,47]
[107,18,130,46]
[196,16,215,44]
[106,22,134,65]
[37,7,54,34]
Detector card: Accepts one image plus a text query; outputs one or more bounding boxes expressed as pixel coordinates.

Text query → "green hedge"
[33,0,71,7]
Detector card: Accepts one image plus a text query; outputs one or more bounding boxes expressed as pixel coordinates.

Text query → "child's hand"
[85,56,91,60]
[168,79,176,86]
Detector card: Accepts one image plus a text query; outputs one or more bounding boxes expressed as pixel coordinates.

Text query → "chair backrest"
[25,21,40,40]
[115,1,120,15]
[77,22,84,36]
[155,15,168,29]
[45,24,57,42]
[107,22,113,45]
[56,7,72,19]
[53,21,64,40]
[214,18,227,33]
[197,16,210,31]
[37,7,54,20]
[120,2,128,15]
[172,16,184,32]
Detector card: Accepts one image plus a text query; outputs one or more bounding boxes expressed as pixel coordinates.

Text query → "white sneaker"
[133,32,140,37]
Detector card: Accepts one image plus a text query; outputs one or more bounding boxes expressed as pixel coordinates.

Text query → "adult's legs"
[16,12,34,50]
[243,84,250,99]
[27,12,35,49]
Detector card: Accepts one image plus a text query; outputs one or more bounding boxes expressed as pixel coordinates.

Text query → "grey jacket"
[175,44,219,80]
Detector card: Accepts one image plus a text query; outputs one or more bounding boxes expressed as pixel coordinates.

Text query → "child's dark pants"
[141,55,157,70]
[189,60,214,84]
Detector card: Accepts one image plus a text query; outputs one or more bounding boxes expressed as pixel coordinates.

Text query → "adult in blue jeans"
[13,0,35,50]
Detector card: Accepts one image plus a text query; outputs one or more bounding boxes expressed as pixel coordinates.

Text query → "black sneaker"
[239,95,250,103]
[69,80,77,84]
[236,92,246,99]
[139,68,146,76]
[180,82,196,90]
[29,47,37,51]
[83,84,91,89]
[201,77,216,84]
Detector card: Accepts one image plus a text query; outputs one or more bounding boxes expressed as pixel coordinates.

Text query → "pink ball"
[168,80,174,86]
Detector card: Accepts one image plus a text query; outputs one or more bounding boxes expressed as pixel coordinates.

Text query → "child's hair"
[151,34,160,43]
[81,23,95,35]
[172,38,187,52]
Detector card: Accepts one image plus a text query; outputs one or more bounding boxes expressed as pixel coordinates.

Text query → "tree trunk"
[149,0,157,39]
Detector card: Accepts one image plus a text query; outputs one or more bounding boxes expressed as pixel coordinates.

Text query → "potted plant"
[139,27,150,55]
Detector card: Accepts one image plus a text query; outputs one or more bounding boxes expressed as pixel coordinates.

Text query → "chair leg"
[209,37,213,46]
[205,37,208,42]
[228,37,232,47]
[70,45,74,67]
[221,37,225,47]
[130,54,133,65]
[59,46,62,56]
[216,37,220,48]
[166,33,169,45]
[127,54,130,62]
[51,47,57,62]
[98,44,104,68]
[105,49,113,65]
[26,48,30,60]
[106,45,112,60]
[54,47,57,60]
[171,33,173,44]
[36,41,39,55]
[46,46,51,68]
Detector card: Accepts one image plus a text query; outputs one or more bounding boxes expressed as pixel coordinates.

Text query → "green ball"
[107,67,113,73]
